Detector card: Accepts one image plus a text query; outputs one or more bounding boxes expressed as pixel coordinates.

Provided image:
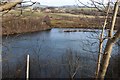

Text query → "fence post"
[26,55,30,80]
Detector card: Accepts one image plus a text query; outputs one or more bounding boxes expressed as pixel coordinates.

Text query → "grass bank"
[2,11,51,35]
[2,10,120,35]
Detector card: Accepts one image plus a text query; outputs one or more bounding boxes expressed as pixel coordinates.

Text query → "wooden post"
[0,53,2,80]
[0,12,2,80]
[26,55,30,80]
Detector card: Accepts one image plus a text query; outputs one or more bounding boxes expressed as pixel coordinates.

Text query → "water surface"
[2,28,119,78]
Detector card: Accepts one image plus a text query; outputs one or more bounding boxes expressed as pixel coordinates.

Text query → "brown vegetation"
[51,13,120,30]
[2,11,120,36]
[51,16,103,29]
[2,15,51,35]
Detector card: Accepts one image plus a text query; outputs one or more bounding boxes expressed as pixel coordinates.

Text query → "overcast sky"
[22,0,116,6]
[32,0,88,6]
[29,0,111,6]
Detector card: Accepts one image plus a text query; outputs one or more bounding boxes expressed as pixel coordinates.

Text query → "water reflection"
[2,28,119,78]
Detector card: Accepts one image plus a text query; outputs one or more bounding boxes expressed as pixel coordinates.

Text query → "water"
[2,28,119,78]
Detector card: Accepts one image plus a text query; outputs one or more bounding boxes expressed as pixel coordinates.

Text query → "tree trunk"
[98,0,120,79]
[95,2,110,78]
[109,1,119,38]
[98,28,120,78]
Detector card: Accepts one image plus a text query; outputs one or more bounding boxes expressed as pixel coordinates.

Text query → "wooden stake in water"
[26,55,30,80]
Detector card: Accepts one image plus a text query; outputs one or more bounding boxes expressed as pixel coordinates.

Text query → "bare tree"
[77,0,120,78]
[62,49,81,79]
[98,0,120,79]
[0,0,38,15]
[95,1,111,78]
[0,0,22,12]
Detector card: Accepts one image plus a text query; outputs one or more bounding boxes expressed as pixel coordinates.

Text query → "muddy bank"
[2,15,51,36]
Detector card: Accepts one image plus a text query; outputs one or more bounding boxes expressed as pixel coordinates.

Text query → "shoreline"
[2,27,115,36]
[2,28,52,36]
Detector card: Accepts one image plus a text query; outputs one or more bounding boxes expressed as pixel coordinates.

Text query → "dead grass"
[3,10,119,35]
[2,15,51,35]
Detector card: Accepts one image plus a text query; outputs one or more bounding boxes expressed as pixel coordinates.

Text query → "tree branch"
[0,0,22,12]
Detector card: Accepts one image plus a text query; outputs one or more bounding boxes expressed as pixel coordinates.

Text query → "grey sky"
[30,0,103,6]
[25,0,113,6]
[37,0,89,6]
